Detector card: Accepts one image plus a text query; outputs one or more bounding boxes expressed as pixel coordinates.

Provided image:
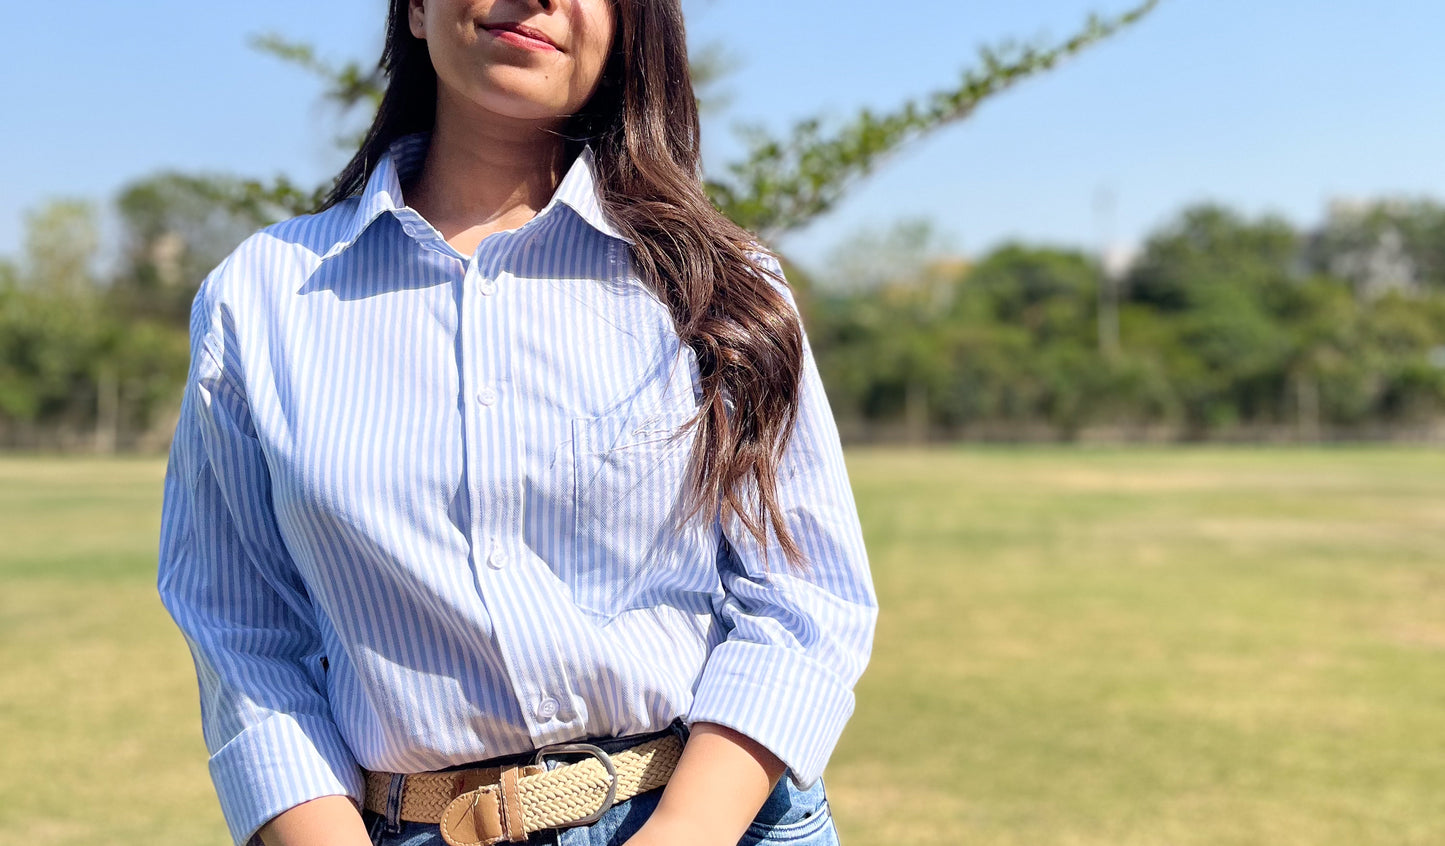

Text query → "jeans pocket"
[739,777,838,845]
[567,407,700,621]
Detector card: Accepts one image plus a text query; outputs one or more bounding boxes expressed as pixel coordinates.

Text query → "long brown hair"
[317,0,808,569]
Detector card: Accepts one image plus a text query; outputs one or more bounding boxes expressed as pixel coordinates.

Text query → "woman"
[156,1,876,845]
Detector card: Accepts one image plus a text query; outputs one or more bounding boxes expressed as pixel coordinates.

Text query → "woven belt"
[362,732,684,846]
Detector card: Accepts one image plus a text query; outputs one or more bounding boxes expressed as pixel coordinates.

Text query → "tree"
[1124,204,1299,313]
[808,219,966,439]
[1306,198,1445,299]
[109,172,280,328]
[20,199,102,300]
[707,2,1160,239]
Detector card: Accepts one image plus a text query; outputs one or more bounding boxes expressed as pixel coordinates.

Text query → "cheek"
[424,13,482,81]
[572,3,616,83]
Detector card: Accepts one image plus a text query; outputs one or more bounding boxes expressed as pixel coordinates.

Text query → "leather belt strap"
[362,733,684,846]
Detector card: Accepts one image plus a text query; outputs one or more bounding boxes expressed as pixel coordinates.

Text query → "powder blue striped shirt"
[156,131,876,846]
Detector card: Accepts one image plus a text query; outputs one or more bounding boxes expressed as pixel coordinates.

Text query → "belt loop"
[668,716,691,746]
[366,807,386,842]
[384,773,406,834]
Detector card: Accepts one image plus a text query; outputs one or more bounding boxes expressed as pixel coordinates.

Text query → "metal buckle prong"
[531,742,619,826]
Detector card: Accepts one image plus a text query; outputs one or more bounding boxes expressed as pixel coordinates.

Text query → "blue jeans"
[361,749,839,846]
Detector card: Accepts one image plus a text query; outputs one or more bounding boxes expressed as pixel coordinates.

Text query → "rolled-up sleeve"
[156,272,364,846]
[685,254,878,788]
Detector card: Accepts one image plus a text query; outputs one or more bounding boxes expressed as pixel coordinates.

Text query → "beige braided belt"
[362,732,684,846]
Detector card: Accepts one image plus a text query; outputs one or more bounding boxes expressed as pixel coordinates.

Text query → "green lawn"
[2,447,1443,845]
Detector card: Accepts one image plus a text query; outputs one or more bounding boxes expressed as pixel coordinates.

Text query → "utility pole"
[1093,186,1121,359]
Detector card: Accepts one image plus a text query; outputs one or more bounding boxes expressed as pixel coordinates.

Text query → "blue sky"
[4,0,1441,272]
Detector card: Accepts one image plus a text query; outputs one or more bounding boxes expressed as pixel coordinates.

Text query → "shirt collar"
[322,131,634,261]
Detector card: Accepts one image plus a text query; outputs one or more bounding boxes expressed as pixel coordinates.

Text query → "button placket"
[463,240,528,705]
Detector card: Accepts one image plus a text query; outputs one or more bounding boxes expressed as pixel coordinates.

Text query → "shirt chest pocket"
[565,406,715,621]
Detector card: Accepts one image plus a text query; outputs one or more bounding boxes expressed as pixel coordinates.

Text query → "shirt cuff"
[208,711,365,846]
[685,638,856,789]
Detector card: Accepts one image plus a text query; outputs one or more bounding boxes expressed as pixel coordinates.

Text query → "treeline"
[0,176,274,451]
[2,185,1444,450]
[803,200,1445,442]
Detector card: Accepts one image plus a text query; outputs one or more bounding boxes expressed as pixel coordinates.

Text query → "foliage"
[20,199,101,299]
[809,203,1445,441]
[710,1,1160,238]
[110,172,285,325]
[1305,198,1445,297]
[0,199,192,448]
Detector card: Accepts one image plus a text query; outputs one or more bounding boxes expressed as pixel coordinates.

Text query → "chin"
[471,94,570,125]
[465,77,574,123]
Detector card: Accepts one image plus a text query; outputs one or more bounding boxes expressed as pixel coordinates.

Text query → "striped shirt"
[156,131,876,846]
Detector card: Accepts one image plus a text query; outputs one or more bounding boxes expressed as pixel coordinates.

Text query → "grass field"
[2,447,1443,845]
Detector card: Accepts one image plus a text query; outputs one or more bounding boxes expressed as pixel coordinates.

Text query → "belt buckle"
[530,742,619,826]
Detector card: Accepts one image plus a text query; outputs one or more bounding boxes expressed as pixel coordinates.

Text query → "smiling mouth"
[479,22,561,52]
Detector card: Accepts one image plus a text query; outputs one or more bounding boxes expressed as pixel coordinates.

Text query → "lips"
[480,21,560,51]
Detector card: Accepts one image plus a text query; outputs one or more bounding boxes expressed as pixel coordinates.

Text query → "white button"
[536,696,560,720]
[475,385,497,406]
[487,545,507,570]
[478,279,496,296]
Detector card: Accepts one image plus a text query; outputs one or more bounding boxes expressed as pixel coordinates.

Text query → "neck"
[405,88,570,244]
